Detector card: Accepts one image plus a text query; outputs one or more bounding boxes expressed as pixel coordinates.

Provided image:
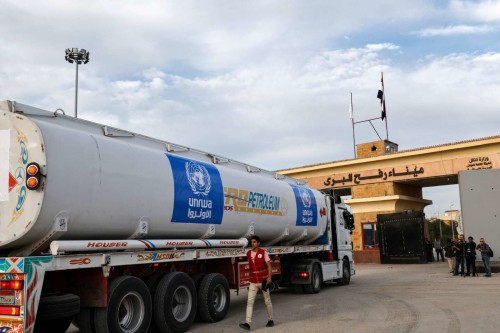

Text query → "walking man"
[477,238,492,277]
[239,235,274,330]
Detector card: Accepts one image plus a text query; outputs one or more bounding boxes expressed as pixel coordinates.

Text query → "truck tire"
[303,264,322,294]
[338,259,351,285]
[34,293,80,333]
[153,272,197,333]
[197,273,230,322]
[94,276,152,333]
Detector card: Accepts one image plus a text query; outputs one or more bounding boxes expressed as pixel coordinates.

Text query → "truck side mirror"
[343,210,355,231]
[334,194,342,204]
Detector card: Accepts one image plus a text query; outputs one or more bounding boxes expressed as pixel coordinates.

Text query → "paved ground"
[189,262,499,333]
[69,262,500,332]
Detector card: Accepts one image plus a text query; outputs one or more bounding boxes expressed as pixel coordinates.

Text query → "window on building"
[362,223,379,250]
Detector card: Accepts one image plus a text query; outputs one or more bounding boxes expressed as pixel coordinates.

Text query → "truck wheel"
[303,264,322,294]
[198,273,230,322]
[338,259,351,285]
[94,276,152,333]
[34,293,80,333]
[153,272,197,333]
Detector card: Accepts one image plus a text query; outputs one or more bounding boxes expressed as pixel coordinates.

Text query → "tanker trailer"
[0,100,355,333]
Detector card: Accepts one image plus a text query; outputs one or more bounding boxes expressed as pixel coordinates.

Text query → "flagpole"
[350,92,356,158]
[381,72,389,141]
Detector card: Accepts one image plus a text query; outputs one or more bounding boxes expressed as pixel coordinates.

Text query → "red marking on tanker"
[8,173,17,192]
[138,240,154,249]
[87,242,128,248]
[320,207,326,217]
[70,258,91,265]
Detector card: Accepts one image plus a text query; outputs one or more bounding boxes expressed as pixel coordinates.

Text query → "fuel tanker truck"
[0,100,355,333]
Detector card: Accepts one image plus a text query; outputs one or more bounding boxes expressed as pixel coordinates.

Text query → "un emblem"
[185,161,211,196]
[299,188,311,208]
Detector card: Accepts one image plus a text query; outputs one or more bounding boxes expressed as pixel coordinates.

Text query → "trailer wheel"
[34,293,80,333]
[153,272,197,333]
[94,276,152,333]
[198,273,230,322]
[303,264,322,294]
[338,259,351,285]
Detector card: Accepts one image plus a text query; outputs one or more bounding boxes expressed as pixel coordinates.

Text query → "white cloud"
[450,0,500,22]
[366,43,401,51]
[416,24,494,37]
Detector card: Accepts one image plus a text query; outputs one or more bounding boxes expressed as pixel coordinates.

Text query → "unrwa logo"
[185,161,211,196]
[298,188,311,208]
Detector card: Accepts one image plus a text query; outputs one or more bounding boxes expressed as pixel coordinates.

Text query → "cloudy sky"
[1,0,499,217]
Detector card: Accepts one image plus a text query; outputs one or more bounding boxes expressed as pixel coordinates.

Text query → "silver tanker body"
[0,101,328,253]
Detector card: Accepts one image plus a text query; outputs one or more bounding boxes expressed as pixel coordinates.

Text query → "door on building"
[377,211,427,264]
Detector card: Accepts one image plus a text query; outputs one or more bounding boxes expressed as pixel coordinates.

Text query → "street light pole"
[65,48,90,118]
[439,219,442,241]
[450,204,455,239]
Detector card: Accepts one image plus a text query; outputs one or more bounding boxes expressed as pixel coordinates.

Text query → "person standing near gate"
[444,238,454,273]
[477,238,492,277]
[464,236,477,276]
[239,235,274,330]
[434,237,445,262]
[453,235,465,276]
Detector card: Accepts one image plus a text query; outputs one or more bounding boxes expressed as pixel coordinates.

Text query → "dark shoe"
[452,274,458,276]
[485,275,492,277]
[239,323,251,330]
[266,320,274,327]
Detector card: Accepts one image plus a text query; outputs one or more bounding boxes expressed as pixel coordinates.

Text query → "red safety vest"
[247,249,269,284]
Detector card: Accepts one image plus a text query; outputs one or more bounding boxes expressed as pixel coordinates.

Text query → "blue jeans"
[454,256,464,275]
[482,255,491,276]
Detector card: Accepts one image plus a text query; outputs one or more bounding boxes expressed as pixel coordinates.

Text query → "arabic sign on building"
[321,154,499,188]
[324,166,425,186]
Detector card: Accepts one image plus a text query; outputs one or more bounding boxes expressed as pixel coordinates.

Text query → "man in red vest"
[239,235,274,330]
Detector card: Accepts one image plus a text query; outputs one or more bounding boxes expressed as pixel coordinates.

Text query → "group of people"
[435,235,493,277]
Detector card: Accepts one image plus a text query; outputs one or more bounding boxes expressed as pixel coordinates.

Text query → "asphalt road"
[189,262,499,333]
[69,262,500,333]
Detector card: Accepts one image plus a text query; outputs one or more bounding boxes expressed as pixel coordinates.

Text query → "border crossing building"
[278,136,500,263]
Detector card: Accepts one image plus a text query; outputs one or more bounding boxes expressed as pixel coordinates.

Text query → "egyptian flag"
[377,73,386,120]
